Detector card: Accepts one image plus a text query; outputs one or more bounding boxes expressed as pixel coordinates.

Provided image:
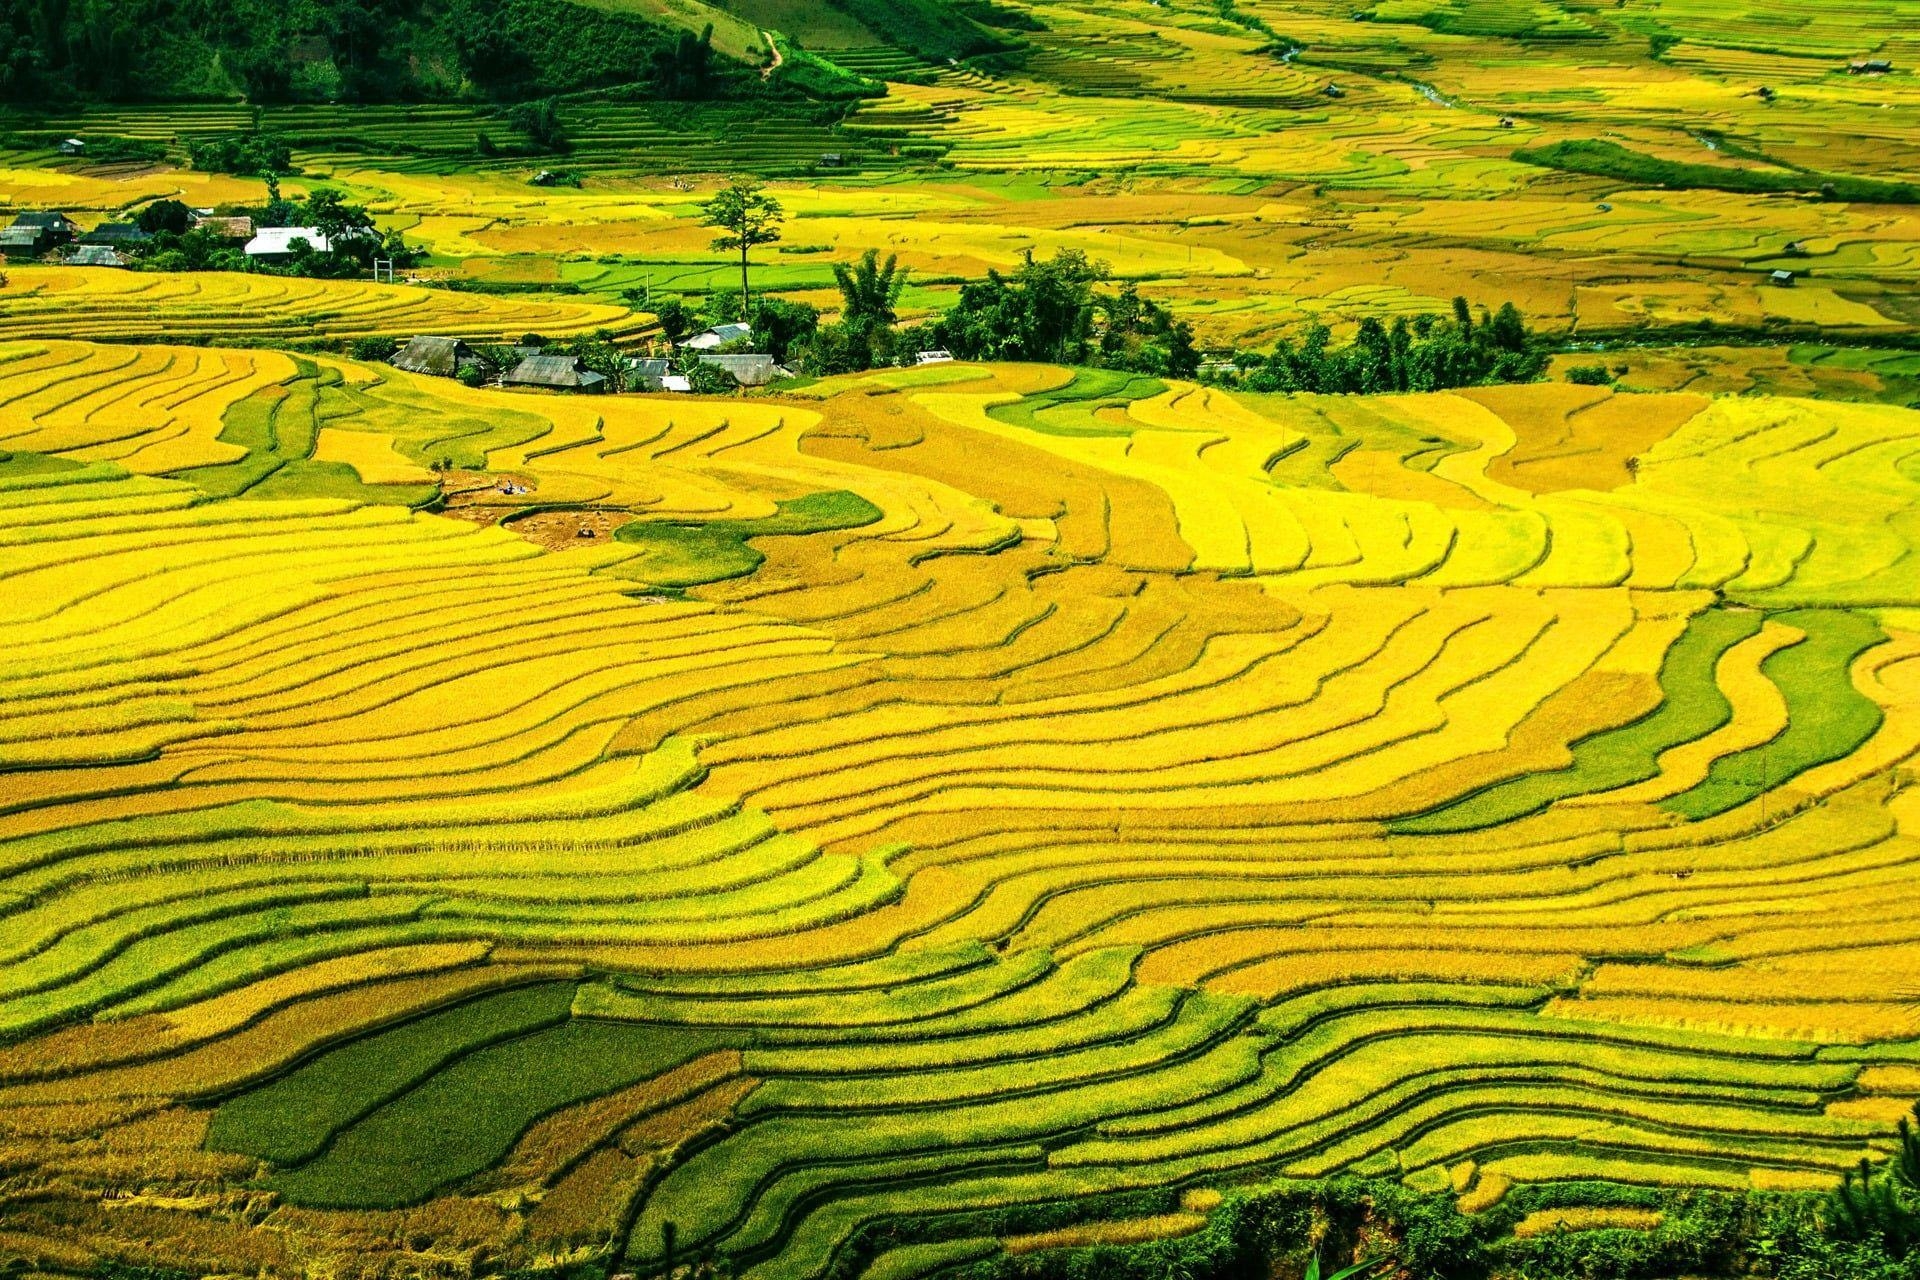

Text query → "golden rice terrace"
[3,0,1920,1276]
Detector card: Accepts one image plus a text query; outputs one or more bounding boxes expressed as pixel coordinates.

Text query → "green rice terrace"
[4,0,1920,1278]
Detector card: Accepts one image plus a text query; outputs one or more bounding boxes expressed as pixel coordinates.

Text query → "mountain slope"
[0,0,769,104]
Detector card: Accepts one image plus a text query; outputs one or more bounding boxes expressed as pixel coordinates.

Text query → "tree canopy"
[1217,298,1548,395]
[931,249,1199,377]
[702,180,785,320]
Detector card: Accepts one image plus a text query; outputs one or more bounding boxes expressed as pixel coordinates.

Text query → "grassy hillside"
[575,0,772,63]
[709,0,887,48]
[826,0,1015,62]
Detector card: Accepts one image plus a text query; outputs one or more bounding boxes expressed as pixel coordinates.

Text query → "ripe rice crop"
[0,269,642,345]
[2,337,1920,1275]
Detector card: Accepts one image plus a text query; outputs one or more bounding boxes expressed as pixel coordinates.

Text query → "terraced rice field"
[12,0,1920,349]
[3,344,1920,1276]
[0,268,644,344]
[5,0,1920,1271]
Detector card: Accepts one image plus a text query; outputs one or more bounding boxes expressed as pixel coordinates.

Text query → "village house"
[626,353,789,392]
[502,354,608,392]
[693,353,788,388]
[389,336,482,379]
[2,211,78,259]
[683,322,754,351]
[192,214,255,243]
[0,226,47,259]
[244,226,339,263]
[78,222,151,248]
[64,244,129,268]
[624,357,673,391]
[8,211,79,247]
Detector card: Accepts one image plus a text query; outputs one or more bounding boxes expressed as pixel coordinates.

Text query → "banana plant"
[1304,1255,1393,1280]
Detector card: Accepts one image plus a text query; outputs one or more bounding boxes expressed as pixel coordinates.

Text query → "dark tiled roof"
[390,336,473,377]
[504,355,608,390]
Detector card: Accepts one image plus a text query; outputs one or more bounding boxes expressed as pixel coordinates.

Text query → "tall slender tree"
[701,179,784,322]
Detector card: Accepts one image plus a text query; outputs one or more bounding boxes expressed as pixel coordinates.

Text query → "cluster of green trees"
[809,1157,1920,1280]
[647,266,894,378]
[1210,298,1548,394]
[477,99,571,156]
[681,182,1548,393]
[112,189,418,278]
[927,248,1201,377]
[189,132,293,177]
[671,182,1198,383]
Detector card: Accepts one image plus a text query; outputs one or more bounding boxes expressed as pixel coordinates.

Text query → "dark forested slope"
[0,0,1015,104]
[0,0,743,103]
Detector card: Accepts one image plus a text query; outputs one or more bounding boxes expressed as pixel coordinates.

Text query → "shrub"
[189,132,292,176]
[506,97,570,153]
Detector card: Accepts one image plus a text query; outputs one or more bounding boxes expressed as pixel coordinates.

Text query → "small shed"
[916,349,954,365]
[1769,269,1797,287]
[56,138,85,156]
[79,222,151,247]
[503,354,608,392]
[694,353,787,388]
[1849,59,1893,75]
[390,336,479,378]
[1323,83,1345,99]
[1783,240,1810,257]
[65,244,128,268]
[819,153,846,168]
[683,323,754,352]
